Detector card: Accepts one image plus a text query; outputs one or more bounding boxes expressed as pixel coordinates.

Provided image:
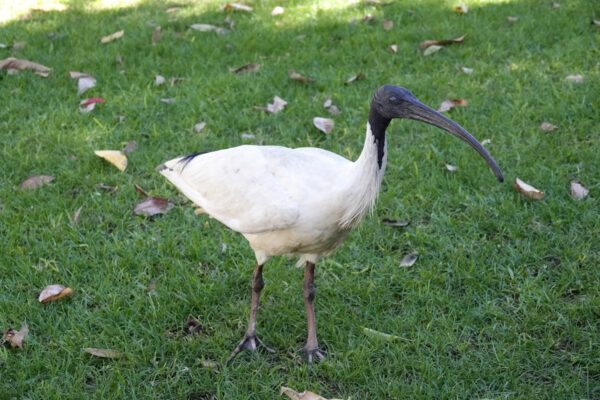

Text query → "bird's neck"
[339,111,390,228]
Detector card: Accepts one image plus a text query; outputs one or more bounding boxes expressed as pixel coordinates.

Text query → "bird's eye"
[390,96,399,103]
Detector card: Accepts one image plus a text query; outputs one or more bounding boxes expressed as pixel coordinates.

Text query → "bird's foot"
[227,333,275,362]
[300,346,330,364]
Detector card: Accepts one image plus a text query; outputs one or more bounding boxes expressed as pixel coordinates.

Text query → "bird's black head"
[370,84,504,182]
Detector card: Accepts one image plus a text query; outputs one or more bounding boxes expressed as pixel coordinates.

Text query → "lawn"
[1,0,599,398]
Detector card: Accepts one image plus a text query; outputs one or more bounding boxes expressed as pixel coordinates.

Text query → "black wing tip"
[179,152,206,170]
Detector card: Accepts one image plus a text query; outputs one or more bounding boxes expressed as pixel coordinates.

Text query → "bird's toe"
[227,333,275,363]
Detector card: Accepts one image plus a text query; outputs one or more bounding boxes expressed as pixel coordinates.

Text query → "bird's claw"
[227,333,275,362]
[300,347,330,364]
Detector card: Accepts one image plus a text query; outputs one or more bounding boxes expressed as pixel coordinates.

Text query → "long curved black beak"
[407,100,504,182]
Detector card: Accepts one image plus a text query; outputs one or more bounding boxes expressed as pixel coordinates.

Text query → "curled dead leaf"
[570,181,589,200]
[445,163,458,171]
[155,74,166,85]
[122,140,137,154]
[253,96,287,114]
[289,69,312,83]
[481,138,491,146]
[400,251,418,267]
[94,150,127,172]
[388,44,398,53]
[423,45,443,56]
[79,97,105,113]
[39,284,73,303]
[194,122,207,133]
[160,98,175,104]
[134,196,173,217]
[101,30,124,44]
[345,72,365,84]
[540,122,557,132]
[438,98,467,112]
[69,72,96,96]
[514,177,544,200]
[0,57,51,77]
[328,105,341,116]
[420,34,466,50]
[454,5,468,13]
[271,6,284,16]
[222,3,253,12]
[457,66,473,74]
[134,183,149,196]
[381,218,410,227]
[98,183,118,193]
[190,24,228,34]
[593,20,600,26]
[313,117,334,134]
[382,19,393,31]
[230,62,260,74]
[323,96,332,109]
[2,325,28,350]
[84,348,120,358]
[72,205,83,223]
[19,175,54,190]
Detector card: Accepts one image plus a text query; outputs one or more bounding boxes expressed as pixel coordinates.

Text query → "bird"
[157,85,503,363]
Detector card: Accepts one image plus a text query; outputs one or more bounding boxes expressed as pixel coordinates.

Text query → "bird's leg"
[300,261,329,363]
[227,263,275,362]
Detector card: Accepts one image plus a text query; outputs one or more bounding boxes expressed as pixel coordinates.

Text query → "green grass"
[1,0,599,398]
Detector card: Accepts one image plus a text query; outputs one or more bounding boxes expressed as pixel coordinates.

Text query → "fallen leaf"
[438,98,467,112]
[271,6,284,16]
[481,138,491,146]
[363,327,407,341]
[69,72,96,96]
[97,183,118,193]
[224,16,235,29]
[122,140,137,154]
[79,97,105,113]
[222,3,253,12]
[84,348,120,358]
[328,105,341,116]
[552,2,560,8]
[134,183,149,196]
[201,360,218,368]
[345,72,365,84]
[540,122,557,132]
[72,205,83,223]
[39,284,73,303]
[420,34,466,50]
[155,75,166,85]
[381,218,410,227]
[147,281,157,295]
[12,41,26,50]
[253,96,287,114]
[565,74,583,83]
[445,163,458,171]
[454,5,468,13]
[166,7,180,13]
[382,19,393,30]
[570,181,589,200]
[280,387,335,400]
[458,66,473,74]
[19,175,54,190]
[190,24,228,34]
[241,133,256,140]
[400,251,418,267]
[313,117,334,134]
[388,44,398,53]
[514,177,544,200]
[94,150,127,172]
[160,98,176,104]
[194,122,207,133]
[361,14,377,23]
[151,26,162,44]
[229,62,260,74]
[169,77,185,86]
[2,325,28,349]
[593,20,600,26]
[323,96,332,108]
[115,53,122,65]
[289,69,312,82]
[507,16,519,22]
[423,45,443,56]
[134,196,173,217]
[0,57,51,77]
[101,30,124,44]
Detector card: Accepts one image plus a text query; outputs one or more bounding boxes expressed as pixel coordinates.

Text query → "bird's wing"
[157,146,302,234]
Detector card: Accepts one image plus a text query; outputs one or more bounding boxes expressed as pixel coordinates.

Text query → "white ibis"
[157,85,503,363]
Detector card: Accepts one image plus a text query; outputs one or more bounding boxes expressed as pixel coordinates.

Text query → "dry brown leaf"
[222,3,253,12]
[328,105,341,116]
[382,19,394,31]
[134,196,173,217]
[423,45,443,56]
[345,72,365,84]
[151,26,162,44]
[169,77,185,86]
[79,97,105,113]
[134,183,149,196]
[122,140,137,154]
[289,69,312,82]
[454,5,468,13]
[190,24,228,34]
[19,175,54,190]
[420,34,466,50]
[388,44,398,53]
[507,16,519,22]
[94,150,127,171]
[565,74,583,83]
[323,96,332,108]
[72,205,83,223]
[201,360,219,368]
[438,98,467,112]
[458,66,473,74]
[230,62,260,74]
[84,348,120,358]
[101,30,124,44]
[381,218,410,227]
[194,122,207,133]
[280,387,340,400]
[313,117,334,134]
[69,72,96,95]
[540,122,557,132]
[2,325,29,350]
[271,6,284,16]
[481,138,492,146]
[253,96,287,114]
[514,177,544,200]
[0,57,51,77]
[400,251,418,267]
[445,163,458,171]
[147,281,157,295]
[39,284,73,303]
[570,181,589,200]
[98,183,118,193]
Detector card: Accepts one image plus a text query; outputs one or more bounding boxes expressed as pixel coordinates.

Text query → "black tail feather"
[179,152,206,170]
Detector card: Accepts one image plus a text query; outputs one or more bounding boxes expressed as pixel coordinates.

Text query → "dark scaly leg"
[300,261,328,363]
[227,264,275,362]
